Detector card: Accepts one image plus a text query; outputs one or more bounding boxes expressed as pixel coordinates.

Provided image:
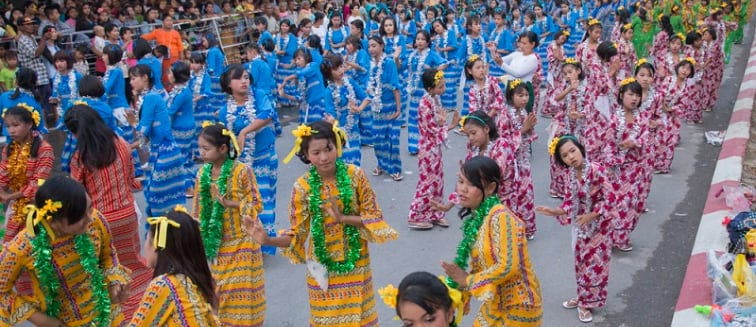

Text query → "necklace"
[167,83,187,108]
[446,196,500,289]
[53,70,78,102]
[225,94,257,163]
[471,77,492,111]
[199,159,234,260]
[409,49,429,93]
[191,69,206,101]
[570,162,596,238]
[367,54,386,112]
[308,160,361,274]
[615,106,641,159]
[466,35,487,62]
[565,80,587,138]
[384,35,401,56]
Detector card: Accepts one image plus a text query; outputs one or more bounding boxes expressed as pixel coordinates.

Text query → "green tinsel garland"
[309,160,362,274]
[32,225,111,326]
[446,196,500,289]
[199,159,234,260]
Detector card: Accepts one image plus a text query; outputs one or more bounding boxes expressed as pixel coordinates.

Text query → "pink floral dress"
[701,40,724,110]
[617,38,637,82]
[500,104,538,238]
[654,76,688,173]
[683,45,707,122]
[543,43,566,117]
[468,76,506,121]
[408,94,448,224]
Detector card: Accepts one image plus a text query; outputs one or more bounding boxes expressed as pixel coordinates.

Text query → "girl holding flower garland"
[633,59,663,210]
[247,120,398,327]
[321,53,370,166]
[407,69,459,230]
[441,156,542,326]
[193,122,266,326]
[325,14,350,55]
[655,33,685,82]
[457,16,487,114]
[486,10,515,78]
[575,19,603,76]
[128,207,221,326]
[65,104,152,320]
[603,78,652,252]
[0,105,54,243]
[166,61,196,197]
[127,64,186,216]
[536,136,617,323]
[684,31,707,123]
[0,175,131,326]
[655,59,694,174]
[367,36,404,181]
[465,55,505,122]
[700,27,724,112]
[219,64,279,255]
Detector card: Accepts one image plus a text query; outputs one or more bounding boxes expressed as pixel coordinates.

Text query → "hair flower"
[564,57,579,65]
[24,199,63,236]
[201,121,215,128]
[378,284,398,308]
[508,79,522,90]
[548,137,561,155]
[283,124,318,163]
[635,58,649,67]
[619,77,637,87]
[434,70,444,86]
[467,54,480,63]
[588,18,600,26]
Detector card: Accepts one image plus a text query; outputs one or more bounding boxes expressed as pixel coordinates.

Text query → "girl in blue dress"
[51,51,82,129]
[431,19,460,110]
[219,64,278,255]
[398,11,417,45]
[166,61,196,197]
[133,38,166,96]
[458,15,488,115]
[402,30,447,155]
[189,52,214,130]
[0,68,46,136]
[366,36,403,181]
[533,3,559,74]
[204,34,227,111]
[487,9,516,77]
[127,64,185,216]
[274,19,298,106]
[380,16,408,126]
[343,35,372,146]
[321,53,370,166]
[280,48,333,124]
[325,14,349,55]
[102,44,141,176]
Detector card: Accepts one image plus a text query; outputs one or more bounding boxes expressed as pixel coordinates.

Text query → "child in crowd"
[0,51,18,92]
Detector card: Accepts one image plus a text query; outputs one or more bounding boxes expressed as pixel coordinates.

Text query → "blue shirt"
[325,25,350,54]
[51,70,82,116]
[138,56,165,90]
[206,46,225,77]
[345,49,370,86]
[274,33,297,64]
[296,62,327,103]
[0,90,47,135]
[189,69,212,108]
[325,77,368,123]
[258,30,274,48]
[102,67,129,109]
[73,97,118,132]
[245,57,275,92]
[137,91,173,144]
[166,84,194,130]
[371,57,401,108]
[218,88,276,152]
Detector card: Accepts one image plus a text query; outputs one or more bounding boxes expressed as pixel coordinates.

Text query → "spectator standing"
[0,51,18,92]
[263,3,279,33]
[141,15,183,88]
[16,16,52,123]
[38,4,74,36]
[76,3,96,32]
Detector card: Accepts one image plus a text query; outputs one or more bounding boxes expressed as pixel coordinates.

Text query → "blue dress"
[433,30,460,109]
[189,68,214,125]
[325,77,367,166]
[295,62,333,124]
[0,90,47,135]
[219,89,278,255]
[345,48,371,145]
[274,33,298,106]
[487,26,516,77]
[325,25,350,55]
[401,49,447,154]
[137,90,186,216]
[167,84,196,189]
[138,55,165,92]
[51,70,82,128]
[533,16,558,74]
[206,46,227,110]
[367,56,402,175]
[245,57,281,136]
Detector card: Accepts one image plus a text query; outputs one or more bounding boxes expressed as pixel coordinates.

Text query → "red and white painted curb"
[670,38,756,325]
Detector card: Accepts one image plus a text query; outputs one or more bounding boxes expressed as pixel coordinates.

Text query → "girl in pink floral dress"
[684,31,707,123]
[649,16,674,67]
[654,59,695,174]
[407,68,459,230]
[543,30,569,118]
[500,80,538,239]
[575,19,603,77]
[465,56,505,124]
[616,24,637,82]
[602,78,652,252]
[537,136,618,323]
[700,27,724,112]
[633,59,663,211]
[655,33,685,82]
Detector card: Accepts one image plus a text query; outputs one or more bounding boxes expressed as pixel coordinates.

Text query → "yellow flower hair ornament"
[283,124,317,164]
[331,120,348,158]
[635,58,649,67]
[3,103,41,127]
[623,23,633,30]
[657,13,664,21]
[73,100,88,106]
[434,70,444,86]
[676,32,685,41]
[548,136,561,155]
[562,30,570,37]
[24,199,63,236]
[684,57,697,65]
[564,57,579,65]
[146,216,181,249]
[378,284,398,309]
[619,77,637,87]
[466,54,481,63]
[173,204,190,215]
[588,18,600,26]
[508,79,523,90]
[221,128,241,155]
[201,120,215,128]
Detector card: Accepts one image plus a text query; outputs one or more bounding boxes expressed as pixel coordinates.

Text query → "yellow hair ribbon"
[438,276,465,326]
[434,70,444,86]
[221,128,241,155]
[458,115,468,130]
[564,57,579,65]
[73,100,88,106]
[331,120,347,158]
[201,120,215,128]
[588,18,600,26]
[684,57,697,65]
[623,23,633,30]
[548,136,561,155]
[635,58,649,67]
[24,200,62,237]
[467,54,480,63]
[146,216,181,249]
[619,77,637,87]
[173,204,190,215]
[676,32,685,41]
[283,124,317,164]
[721,3,728,7]
[562,30,570,36]
[508,79,522,90]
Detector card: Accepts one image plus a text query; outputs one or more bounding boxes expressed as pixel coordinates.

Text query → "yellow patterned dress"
[0,209,130,326]
[283,164,398,326]
[192,162,266,326]
[464,204,543,327]
[128,274,221,326]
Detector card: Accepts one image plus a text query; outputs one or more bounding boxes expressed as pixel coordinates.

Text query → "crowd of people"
[0,0,751,326]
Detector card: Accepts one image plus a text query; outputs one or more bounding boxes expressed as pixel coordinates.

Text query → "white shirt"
[312,24,327,48]
[499,51,539,82]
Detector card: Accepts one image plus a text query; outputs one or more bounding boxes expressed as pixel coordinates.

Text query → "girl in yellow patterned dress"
[441,156,543,327]
[128,207,221,326]
[192,122,266,326]
[0,175,131,327]
[246,120,398,326]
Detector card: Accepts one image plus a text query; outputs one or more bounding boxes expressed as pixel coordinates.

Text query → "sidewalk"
[670,33,756,326]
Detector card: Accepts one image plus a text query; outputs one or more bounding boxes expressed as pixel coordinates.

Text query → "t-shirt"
[0,67,17,91]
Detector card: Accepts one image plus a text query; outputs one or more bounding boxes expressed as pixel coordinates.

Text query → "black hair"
[153,45,169,58]
[583,19,603,41]
[220,64,247,95]
[615,7,630,24]
[430,18,447,37]
[119,26,132,38]
[150,209,218,310]
[345,34,363,50]
[686,31,702,45]
[296,120,345,164]
[396,271,453,320]
[306,35,323,54]
[703,27,717,41]
[634,61,656,77]
[464,55,484,80]
[659,15,674,35]
[104,23,118,36]
[368,35,385,48]
[53,50,74,70]
[314,11,325,21]
[675,59,695,78]
[170,61,191,84]
[350,19,364,33]
[293,47,313,65]
[4,50,17,61]
[64,104,117,169]
[596,41,618,62]
[260,38,275,53]
[128,64,154,87]
[12,67,37,100]
[562,60,585,80]
[103,44,123,66]
[34,175,89,226]
[519,30,540,47]
[617,80,643,105]
[465,14,481,31]
[421,67,441,90]
[379,16,397,36]
[458,156,501,217]
[3,105,42,157]
[253,16,268,27]
[245,42,262,56]
[280,18,296,34]
[199,122,237,159]
[299,18,312,31]
[505,80,529,105]
[320,53,343,85]
[132,38,152,59]
[414,30,431,48]
[44,3,60,18]
[462,110,498,139]
[553,135,585,167]
[189,51,206,64]
[78,75,105,97]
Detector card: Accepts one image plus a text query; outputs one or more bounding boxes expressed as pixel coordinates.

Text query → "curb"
[669,36,756,326]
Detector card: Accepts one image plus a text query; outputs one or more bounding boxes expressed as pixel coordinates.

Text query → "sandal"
[371,167,384,176]
[433,218,450,228]
[408,222,434,230]
[615,243,633,252]
[390,173,404,181]
[562,298,579,309]
[577,307,593,323]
